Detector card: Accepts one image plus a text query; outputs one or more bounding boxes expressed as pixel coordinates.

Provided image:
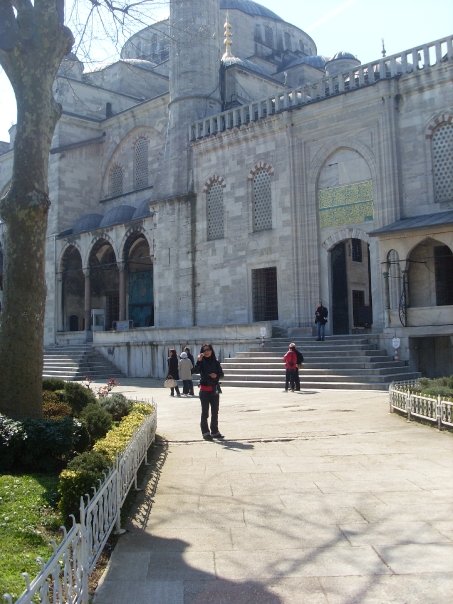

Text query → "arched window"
[134,137,149,190]
[387,249,401,310]
[109,164,124,197]
[206,179,225,240]
[432,122,453,202]
[252,167,272,232]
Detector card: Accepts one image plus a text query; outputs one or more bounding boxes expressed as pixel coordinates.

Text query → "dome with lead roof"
[220,0,282,21]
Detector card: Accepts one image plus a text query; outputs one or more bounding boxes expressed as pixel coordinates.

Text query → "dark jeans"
[200,391,220,435]
[182,379,193,395]
[317,322,326,340]
[170,385,180,396]
[285,369,298,391]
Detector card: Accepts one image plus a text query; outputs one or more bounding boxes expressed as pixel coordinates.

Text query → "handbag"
[164,376,176,389]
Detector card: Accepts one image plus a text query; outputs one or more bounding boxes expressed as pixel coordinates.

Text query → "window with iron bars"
[252,267,278,321]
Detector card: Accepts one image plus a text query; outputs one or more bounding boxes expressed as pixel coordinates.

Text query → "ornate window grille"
[252,168,272,232]
[134,137,149,190]
[109,164,124,197]
[206,181,224,240]
[432,122,453,202]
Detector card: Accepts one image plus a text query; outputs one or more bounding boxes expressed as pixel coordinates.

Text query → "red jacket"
[283,350,298,370]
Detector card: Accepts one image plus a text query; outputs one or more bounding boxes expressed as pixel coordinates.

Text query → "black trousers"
[285,369,299,391]
[200,391,220,435]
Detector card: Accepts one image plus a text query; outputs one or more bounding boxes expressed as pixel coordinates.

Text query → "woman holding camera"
[192,343,224,441]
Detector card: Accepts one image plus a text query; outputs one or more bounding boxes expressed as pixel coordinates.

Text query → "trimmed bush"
[80,403,113,442]
[42,377,66,391]
[94,402,153,461]
[0,416,86,472]
[63,381,97,415]
[99,393,132,421]
[58,450,112,523]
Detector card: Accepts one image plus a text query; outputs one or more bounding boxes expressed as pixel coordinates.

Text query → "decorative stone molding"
[425,113,453,139]
[203,175,226,192]
[322,227,371,251]
[248,162,274,179]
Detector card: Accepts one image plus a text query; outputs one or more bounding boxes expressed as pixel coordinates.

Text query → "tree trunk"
[0,1,73,419]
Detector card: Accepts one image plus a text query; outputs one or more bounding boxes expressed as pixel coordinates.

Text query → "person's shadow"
[93,436,282,603]
[94,533,282,603]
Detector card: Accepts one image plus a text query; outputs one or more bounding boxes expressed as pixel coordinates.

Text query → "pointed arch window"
[252,166,272,232]
[134,137,149,190]
[109,164,124,197]
[432,122,453,202]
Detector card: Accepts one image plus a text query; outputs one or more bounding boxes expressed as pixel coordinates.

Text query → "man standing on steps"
[315,301,328,341]
[283,343,298,392]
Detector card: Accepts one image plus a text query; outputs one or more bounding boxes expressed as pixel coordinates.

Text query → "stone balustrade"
[190,35,453,141]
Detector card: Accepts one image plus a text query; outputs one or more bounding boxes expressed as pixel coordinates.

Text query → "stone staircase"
[43,345,124,381]
[221,335,421,390]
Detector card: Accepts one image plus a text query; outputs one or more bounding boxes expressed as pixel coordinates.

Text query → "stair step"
[220,335,421,390]
[43,345,124,381]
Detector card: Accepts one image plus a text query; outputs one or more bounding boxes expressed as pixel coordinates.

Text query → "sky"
[1,0,452,142]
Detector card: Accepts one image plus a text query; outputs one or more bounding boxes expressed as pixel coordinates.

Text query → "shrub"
[80,402,113,442]
[58,450,111,523]
[43,392,72,420]
[99,393,132,421]
[42,377,66,391]
[63,381,97,416]
[94,402,154,460]
[0,416,85,472]
[0,415,26,471]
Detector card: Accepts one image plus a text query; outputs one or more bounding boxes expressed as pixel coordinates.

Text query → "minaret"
[155,0,222,200]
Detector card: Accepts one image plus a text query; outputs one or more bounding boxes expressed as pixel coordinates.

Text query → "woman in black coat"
[167,348,181,397]
[192,343,224,440]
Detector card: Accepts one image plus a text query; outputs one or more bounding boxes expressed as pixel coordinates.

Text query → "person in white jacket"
[179,351,194,397]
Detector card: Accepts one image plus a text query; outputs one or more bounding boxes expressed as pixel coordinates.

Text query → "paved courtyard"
[94,381,453,603]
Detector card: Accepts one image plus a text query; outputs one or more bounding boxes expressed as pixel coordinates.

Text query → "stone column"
[118,262,127,321]
[83,268,91,334]
[382,270,390,327]
[56,273,64,332]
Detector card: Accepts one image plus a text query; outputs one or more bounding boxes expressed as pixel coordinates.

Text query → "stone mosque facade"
[0,0,453,378]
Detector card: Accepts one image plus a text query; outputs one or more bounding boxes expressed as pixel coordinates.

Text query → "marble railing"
[190,35,453,141]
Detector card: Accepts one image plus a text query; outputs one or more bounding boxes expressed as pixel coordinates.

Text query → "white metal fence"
[4,402,157,604]
[389,382,453,430]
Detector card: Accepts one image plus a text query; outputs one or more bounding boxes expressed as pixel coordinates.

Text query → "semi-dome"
[72,213,103,234]
[220,0,282,21]
[132,200,154,220]
[100,205,135,228]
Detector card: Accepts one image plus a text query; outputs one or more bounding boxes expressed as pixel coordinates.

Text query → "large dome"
[220,0,282,21]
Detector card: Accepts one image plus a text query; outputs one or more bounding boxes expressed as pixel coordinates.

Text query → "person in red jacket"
[283,343,298,392]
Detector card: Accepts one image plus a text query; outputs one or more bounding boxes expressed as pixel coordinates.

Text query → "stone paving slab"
[94,382,453,604]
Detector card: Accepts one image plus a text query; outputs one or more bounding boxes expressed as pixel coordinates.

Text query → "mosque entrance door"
[330,239,372,334]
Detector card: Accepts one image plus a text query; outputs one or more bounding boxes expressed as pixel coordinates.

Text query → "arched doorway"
[124,233,154,327]
[330,238,372,334]
[89,239,119,330]
[61,245,84,331]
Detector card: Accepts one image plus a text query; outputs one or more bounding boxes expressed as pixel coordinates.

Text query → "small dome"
[100,205,135,228]
[72,213,103,234]
[132,200,153,220]
[330,51,357,61]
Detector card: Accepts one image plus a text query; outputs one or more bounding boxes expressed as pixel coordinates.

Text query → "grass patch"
[0,473,61,599]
